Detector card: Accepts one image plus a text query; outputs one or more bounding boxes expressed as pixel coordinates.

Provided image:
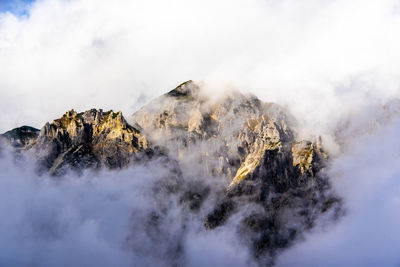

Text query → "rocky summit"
[131,81,340,262]
[0,81,340,265]
[1,109,149,175]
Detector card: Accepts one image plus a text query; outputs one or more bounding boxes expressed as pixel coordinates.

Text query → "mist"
[277,111,400,267]
[2,0,400,266]
[0,149,256,267]
[1,0,400,133]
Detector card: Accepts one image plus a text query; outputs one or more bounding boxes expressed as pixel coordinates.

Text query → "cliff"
[0,81,340,264]
[2,109,149,175]
[131,81,340,261]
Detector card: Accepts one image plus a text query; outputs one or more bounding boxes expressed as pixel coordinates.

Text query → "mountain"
[1,109,151,175]
[131,81,340,262]
[1,125,40,149]
[0,81,341,265]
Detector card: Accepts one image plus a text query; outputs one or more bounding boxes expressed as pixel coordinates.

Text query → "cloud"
[276,113,400,267]
[2,0,400,266]
[0,150,167,266]
[0,149,256,267]
[1,0,400,134]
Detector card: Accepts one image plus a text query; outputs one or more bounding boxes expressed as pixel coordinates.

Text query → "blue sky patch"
[0,0,35,15]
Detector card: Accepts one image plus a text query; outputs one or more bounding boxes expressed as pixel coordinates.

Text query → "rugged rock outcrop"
[2,109,150,175]
[1,81,340,264]
[132,80,340,263]
[132,81,294,179]
[0,125,39,150]
[38,109,149,174]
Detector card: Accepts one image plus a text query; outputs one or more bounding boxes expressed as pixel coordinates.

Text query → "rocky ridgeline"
[0,81,340,264]
[132,81,340,262]
[1,109,149,175]
[1,125,40,149]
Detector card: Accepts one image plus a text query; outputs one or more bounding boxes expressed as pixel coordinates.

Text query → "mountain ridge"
[0,81,340,265]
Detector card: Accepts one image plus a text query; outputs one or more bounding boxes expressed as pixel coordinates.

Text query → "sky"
[0,0,33,15]
[1,0,400,266]
[1,0,400,134]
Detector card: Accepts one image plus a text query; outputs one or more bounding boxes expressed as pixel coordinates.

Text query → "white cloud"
[2,0,400,266]
[1,0,400,133]
[0,150,255,267]
[277,115,400,267]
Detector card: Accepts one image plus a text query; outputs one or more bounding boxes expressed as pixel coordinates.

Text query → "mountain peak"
[1,81,340,261]
[166,80,199,98]
[35,108,149,174]
[1,125,39,149]
[130,81,339,259]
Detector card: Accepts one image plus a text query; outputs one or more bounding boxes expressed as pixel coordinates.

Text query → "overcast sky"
[1,0,400,134]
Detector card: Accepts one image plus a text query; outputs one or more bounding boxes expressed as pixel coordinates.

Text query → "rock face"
[0,125,40,150]
[132,80,322,189]
[2,109,149,175]
[40,109,150,174]
[132,81,294,179]
[132,80,340,262]
[1,81,340,264]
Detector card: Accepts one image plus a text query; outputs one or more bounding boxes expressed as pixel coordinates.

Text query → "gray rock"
[1,125,40,149]
[1,81,341,264]
[132,81,341,262]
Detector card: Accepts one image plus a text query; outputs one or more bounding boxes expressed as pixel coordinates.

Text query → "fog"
[0,149,256,267]
[277,112,400,267]
[2,0,400,266]
[1,0,400,134]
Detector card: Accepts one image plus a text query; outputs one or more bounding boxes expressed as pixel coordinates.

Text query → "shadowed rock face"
[1,81,341,264]
[0,126,39,149]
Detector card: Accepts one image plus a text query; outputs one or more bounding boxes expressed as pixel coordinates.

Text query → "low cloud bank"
[0,150,255,267]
